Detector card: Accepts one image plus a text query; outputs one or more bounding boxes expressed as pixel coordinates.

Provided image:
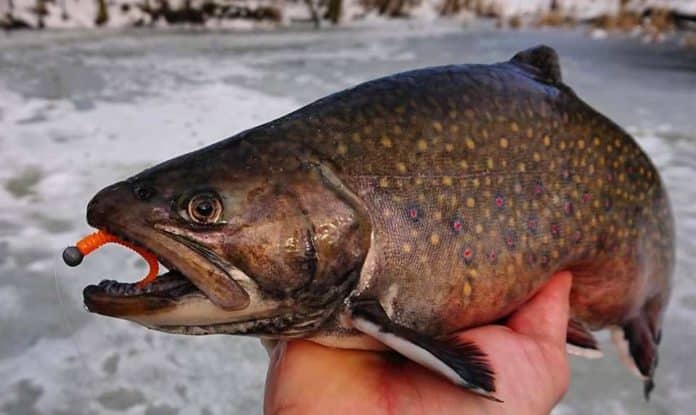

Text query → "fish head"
[83,139,371,336]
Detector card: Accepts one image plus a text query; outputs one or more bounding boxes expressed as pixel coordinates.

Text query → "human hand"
[264,271,572,415]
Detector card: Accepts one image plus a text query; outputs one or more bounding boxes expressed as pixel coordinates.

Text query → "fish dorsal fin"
[510,45,562,85]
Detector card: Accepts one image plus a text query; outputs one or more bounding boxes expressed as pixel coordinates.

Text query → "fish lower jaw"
[92,270,200,298]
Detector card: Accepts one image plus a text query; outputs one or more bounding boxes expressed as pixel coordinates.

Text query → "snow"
[1,0,695,29]
[0,20,695,415]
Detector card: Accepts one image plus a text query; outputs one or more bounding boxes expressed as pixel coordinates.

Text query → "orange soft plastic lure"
[63,230,159,287]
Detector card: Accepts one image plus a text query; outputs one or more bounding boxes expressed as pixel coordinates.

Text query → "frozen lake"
[1,22,695,414]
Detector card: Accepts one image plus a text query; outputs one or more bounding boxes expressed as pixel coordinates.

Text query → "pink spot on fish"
[462,247,474,264]
[495,194,505,208]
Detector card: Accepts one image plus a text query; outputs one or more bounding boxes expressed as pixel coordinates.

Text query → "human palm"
[265,272,572,415]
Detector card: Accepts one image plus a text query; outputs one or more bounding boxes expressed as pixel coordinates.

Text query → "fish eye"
[186,192,223,225]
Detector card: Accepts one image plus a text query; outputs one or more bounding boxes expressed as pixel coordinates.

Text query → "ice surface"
[1,22,695,414]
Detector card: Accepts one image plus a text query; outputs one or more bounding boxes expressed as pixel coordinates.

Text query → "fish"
[74,45,674,401]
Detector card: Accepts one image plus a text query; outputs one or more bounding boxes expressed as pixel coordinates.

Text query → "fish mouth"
[81,226,331,335]
[82,224,254,326]
[83,270,202,318]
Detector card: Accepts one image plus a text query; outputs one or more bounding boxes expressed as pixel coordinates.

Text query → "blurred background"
[1,1,695,414]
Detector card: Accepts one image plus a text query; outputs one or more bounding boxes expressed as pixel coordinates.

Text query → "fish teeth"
[98,272,193,296]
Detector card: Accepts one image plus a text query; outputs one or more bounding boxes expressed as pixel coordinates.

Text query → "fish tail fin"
[612,299,665,400]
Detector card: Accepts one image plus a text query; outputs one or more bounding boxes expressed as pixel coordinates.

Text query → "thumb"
[506,271,573,346]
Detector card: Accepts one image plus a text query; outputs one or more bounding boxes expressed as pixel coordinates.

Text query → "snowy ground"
[1,21,695,414]
[2,0,696,30]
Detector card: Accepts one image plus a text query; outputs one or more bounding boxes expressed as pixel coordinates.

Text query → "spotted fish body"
[264,46,674,392]
[278,47,673,336]
[80,46,673,400]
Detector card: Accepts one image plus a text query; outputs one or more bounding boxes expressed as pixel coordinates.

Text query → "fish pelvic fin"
[566,318,603,359]
[349,298,501,402]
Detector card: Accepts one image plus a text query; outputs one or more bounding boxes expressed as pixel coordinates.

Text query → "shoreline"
[1,0,695,38]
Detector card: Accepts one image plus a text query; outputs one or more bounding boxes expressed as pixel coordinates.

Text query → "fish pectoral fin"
[349,298,500,402]
[566,318,603,359]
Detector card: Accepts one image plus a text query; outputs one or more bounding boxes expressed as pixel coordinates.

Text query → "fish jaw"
[83,180,251,318]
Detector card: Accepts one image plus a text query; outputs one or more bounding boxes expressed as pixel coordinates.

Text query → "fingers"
[264,341,385,415]
[506,271,573,346]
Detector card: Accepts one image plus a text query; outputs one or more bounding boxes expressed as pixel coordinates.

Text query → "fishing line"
[53,254,256,381]
[52,256,99,385]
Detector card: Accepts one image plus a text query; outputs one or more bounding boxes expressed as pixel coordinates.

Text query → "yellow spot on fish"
[430,233,440,246]
[415,177,423,185]
[473,178,480,188]
[560,141,566,151]
[363,125,373,134]
[445,143,454,152]
[402,243,412,253]
[396,162,407,173]
[442,176,453,186]
[487,157,494,169]
[417,139,428,151]
[466,197,476,208]
[468,269,479,278]
[462,281,472,297]
[466,138,476,150]
[337,143,347,155]
[379,177,389,188]
[499,137,509,148]
[352,133,361,143]
[381,136,392,148]
[434,211,442,220]
[543,135,551,146]
[578,139,585,149]
[518,162,526,173]
[450,125,459,134]
[506,264,515,274]
[510,122,519,132]
[433,121,443,133]
[459,160,469,170]
[475,224,483,234]
[533,152,541,162]
[527,128,534,138]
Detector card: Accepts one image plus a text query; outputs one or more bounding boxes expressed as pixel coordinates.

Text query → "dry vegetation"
[1,0,695,40]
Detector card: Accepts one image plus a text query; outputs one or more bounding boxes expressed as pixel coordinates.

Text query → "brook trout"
[73,45,674,400]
